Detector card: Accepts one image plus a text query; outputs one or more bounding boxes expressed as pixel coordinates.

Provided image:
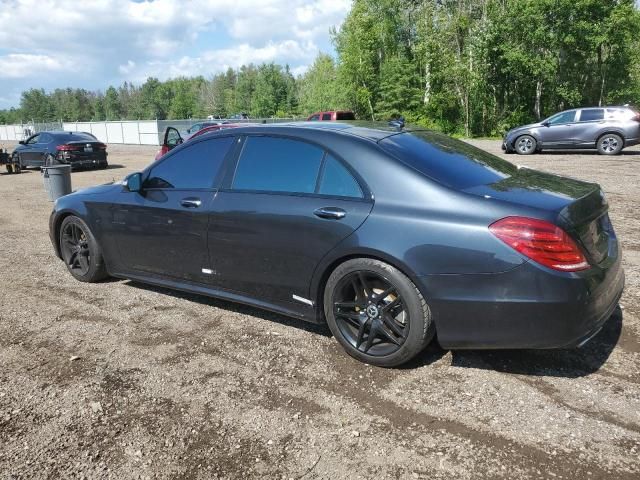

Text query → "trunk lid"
[464,167,612,265]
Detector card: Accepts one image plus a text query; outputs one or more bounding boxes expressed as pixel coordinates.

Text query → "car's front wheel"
[324,258,434,367]
[597,133,623,155]
[515,135,537,155]
[59,216,108,283]
[13,154,22,173]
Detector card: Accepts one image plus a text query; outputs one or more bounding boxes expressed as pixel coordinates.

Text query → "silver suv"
[503,106,640,155]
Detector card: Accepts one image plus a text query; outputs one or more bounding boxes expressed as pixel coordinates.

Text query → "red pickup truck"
[307,111,356,121]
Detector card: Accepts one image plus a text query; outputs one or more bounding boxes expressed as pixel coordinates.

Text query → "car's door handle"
[180,197,202,208]
[314,207,346,220]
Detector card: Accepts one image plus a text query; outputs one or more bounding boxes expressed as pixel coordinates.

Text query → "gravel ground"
[0,139,639,479]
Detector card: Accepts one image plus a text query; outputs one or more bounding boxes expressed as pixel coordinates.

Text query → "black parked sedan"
[12,131,108,170]
[48,123,624,367]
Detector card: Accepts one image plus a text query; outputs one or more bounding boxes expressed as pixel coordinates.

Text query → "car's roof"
[40,130,91,135]
[209,121,426,143]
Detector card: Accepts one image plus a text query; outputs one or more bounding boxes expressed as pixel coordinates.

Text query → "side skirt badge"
[292,295,314,307]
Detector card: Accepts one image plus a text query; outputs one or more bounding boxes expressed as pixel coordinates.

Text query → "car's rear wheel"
[515,135,537,155]
[324,258,434,367]
[597,134,623,155]
[59,216,108,283]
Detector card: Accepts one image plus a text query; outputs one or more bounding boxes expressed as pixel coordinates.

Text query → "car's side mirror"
[125,172,143,192]
[542,121,550,127]
[18,140,25,145]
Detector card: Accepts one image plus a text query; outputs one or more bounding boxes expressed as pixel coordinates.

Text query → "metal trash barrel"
[42,165,72,201]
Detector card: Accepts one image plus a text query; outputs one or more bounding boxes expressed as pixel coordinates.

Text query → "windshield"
[380,131,517,190]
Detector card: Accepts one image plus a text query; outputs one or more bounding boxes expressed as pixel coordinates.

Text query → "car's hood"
[72,182,120,196]
[506,122,543,137]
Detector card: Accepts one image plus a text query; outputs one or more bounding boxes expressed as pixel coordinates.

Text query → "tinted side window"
[548,111,576,125]
[146,137,234,189]
[233,137,324,194]
[322,113,332,120]
[319,155,362,198]
[309,115,320,121]
[27,134,40,145]
[580,109,604,121]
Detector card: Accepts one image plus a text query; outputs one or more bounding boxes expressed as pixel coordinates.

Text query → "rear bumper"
[418,253,624,350]
[56,152,107,169]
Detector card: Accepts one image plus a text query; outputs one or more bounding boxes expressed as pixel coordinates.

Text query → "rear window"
[380,131,517,190]
[336,112,356,120]
[580,109,604,121]
[56,132,97,142]
[606,108,637,120]
[322,113,332,121]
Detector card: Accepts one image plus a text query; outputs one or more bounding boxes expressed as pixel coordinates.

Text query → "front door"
[540,110,579,148]
[20,134,41,164]
[207,135,373,306]
[110,135,236,281]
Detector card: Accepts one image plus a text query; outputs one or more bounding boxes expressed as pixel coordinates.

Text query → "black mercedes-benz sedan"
[13,131,108,170]
[48,123,624,367]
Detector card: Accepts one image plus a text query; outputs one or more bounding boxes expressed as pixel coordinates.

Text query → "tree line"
[1,0,639,137]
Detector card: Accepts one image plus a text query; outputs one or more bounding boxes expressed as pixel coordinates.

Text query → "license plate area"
[84,146,93,153]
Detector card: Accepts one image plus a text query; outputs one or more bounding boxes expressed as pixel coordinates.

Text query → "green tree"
[104,86,122,120]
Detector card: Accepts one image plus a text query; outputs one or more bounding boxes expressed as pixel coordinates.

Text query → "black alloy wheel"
[325,258,434,367]
[59,216,108,282]
[61,222,91,276]
[333,271,408,356]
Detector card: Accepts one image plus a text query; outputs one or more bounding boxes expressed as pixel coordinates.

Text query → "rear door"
[574,109,606,146]
[206,135,373,306]
[111,136,236,282]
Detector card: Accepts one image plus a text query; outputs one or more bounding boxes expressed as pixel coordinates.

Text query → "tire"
[324,258,434,367]
[59,216,108,283]
[597,133,623,155]
[514,135,537,155]
[12,154,22,173]
[6,164,13,174]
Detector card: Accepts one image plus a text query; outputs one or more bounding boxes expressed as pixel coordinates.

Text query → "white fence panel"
[88,123,108,143]
[60,121,159,145]
[138,121,160,145]
[121,122,140,144]
[106,123,125,144]
[0,124,31,141]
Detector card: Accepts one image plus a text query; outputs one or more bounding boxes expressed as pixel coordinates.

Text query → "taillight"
[489,216,589,272]
[96,143,107,150]
[56,144,81,151]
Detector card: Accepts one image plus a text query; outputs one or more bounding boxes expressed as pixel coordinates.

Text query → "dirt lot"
[0,139,639,479]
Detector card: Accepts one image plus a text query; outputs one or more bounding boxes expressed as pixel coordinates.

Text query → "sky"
[0,0,352,109]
